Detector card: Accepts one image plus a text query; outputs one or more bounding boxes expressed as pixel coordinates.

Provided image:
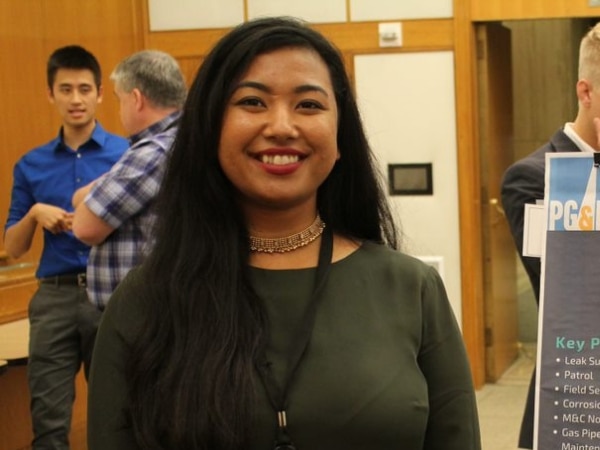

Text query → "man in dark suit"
[500,22,600,449]
[501,131,580,301]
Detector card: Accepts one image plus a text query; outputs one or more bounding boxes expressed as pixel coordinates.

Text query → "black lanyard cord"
[256,225,334,449]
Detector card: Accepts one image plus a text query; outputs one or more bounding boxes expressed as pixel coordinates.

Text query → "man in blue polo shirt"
[3,45,127,450]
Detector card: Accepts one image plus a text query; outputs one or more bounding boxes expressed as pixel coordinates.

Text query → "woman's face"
[218,46,339,211]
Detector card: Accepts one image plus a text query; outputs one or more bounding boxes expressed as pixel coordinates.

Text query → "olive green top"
[88,242,481,450]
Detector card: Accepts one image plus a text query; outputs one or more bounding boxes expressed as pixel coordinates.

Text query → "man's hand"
[4,202,73,259]
[32,204,73,234]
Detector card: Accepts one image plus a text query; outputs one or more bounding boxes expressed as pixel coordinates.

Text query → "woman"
[88,16,481,450]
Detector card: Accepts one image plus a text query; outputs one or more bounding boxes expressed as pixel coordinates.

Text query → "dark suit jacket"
[500,128,580,302]
[499,127,580,449]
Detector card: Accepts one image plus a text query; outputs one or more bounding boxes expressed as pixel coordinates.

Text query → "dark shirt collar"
[129,110,182,145]
[52,121,108,153]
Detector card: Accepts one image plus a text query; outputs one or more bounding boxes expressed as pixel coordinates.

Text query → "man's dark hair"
[47,45,102,90]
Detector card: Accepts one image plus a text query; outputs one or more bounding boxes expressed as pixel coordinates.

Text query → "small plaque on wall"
[388,163,433,195]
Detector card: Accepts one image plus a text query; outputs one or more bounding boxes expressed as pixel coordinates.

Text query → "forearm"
[72,202,114,246]
[4,208,38,259]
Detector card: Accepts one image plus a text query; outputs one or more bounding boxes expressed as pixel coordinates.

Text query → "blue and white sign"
[535,153,600,449]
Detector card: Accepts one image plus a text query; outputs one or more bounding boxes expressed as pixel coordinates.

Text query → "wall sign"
[388,163,433,195]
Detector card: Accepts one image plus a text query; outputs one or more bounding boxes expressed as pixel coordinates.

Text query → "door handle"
[489,198,505,216]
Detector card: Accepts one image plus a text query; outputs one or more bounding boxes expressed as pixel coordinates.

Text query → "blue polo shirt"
[5,122,128,278]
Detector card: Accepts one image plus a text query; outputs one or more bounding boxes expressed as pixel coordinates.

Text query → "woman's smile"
[219,46,340,208]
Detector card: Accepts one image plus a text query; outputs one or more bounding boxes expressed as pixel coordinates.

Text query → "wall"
[354,51,462,321]
[146,0,452,30]
[507,19,586,162]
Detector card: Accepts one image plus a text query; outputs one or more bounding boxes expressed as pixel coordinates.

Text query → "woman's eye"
[236,97,264,107]
[298,100,324,110]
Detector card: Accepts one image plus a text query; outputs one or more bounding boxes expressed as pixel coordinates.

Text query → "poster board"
[535,152,600,449]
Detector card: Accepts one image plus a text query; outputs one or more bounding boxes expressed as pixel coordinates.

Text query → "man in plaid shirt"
[72,50,186,310]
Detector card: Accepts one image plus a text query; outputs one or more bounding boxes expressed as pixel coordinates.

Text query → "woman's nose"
[263,107,299,140]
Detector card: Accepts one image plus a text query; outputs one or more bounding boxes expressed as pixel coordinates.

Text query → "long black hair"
[127,16,399,449]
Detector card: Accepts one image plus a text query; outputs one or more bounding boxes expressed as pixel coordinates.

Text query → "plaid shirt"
[85,111,180,309]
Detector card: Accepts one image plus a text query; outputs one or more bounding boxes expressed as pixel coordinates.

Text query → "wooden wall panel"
[472,0,600,21]
[39,0,144,136]
[453,0,486,388]
[177,56,204,87]
[147,19,453,99]
[0,366,33,450]
[146,28,230,58]
[508,19,585,161]
[315,19,453,52]
[0,0,47,268]
[146,19,453,60]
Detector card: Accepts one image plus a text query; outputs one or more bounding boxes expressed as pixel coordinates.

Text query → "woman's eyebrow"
[294,84,329,97]
[235,81,329,97]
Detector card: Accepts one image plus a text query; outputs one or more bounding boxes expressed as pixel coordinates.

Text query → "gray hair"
[579,23,600,86]
[111,50,187,109]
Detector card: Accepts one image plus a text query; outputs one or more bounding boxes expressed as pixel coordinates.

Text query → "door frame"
[453,0,600,388]
[476,22,519,382]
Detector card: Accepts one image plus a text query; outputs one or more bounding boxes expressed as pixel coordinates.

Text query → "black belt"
[40,273,87,287]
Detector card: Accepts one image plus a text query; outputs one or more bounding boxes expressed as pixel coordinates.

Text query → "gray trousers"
[28,282,101,450]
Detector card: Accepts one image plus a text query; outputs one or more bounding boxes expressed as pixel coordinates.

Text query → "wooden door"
[477,22,519,382]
